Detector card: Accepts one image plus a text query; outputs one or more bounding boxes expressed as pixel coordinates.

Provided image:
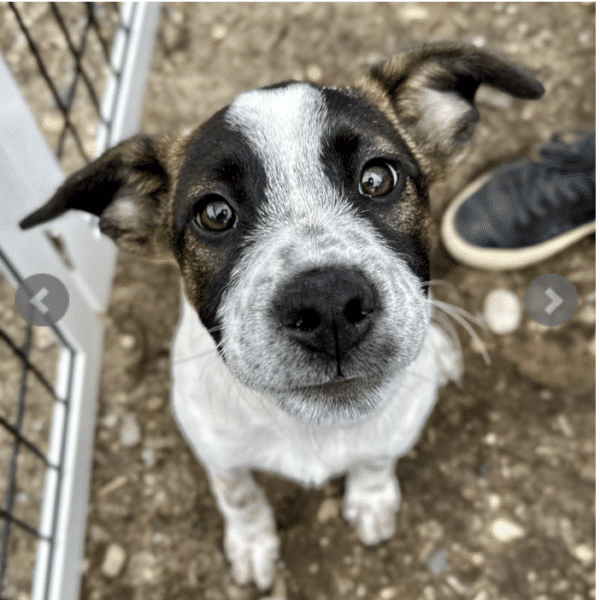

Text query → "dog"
[20,42,543,590]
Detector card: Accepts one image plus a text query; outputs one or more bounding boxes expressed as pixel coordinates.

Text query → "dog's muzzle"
[272,267,379,362]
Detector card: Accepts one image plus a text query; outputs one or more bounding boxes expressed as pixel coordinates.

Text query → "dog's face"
[178,82,432,423]
[20,43,543,424]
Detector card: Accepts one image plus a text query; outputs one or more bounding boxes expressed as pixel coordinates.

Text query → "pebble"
[305,65,323,83]
[119,333,137,350]
[211,24,227,42]
[378,587,399,599]
[102,412,119,429]
[483,289,521,334]
[489,517,526,543]
[424,547,448,575]
[120,413,142,447]
[487,493,502,511]
[128,551,162,585]
[141,447,157,468]
[146,396,165,411]
[572,543,594,566]
[101,543,127,578]
[399,5,429,21]
[97,475,128,498]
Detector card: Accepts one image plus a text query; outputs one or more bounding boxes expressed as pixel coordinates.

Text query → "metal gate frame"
[0,4,160,598]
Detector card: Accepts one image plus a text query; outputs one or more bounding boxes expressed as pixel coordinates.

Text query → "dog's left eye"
[359,160,399,198]
[194,196,236,232]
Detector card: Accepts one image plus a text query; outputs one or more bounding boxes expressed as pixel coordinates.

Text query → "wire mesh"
[0,3,126,598]
[1,2,122,173]
[0,251,75,600]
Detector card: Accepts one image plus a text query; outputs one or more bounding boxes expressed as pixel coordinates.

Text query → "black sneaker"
[441,133,595,270]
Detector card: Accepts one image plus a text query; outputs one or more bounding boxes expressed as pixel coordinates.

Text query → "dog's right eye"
[194,196,236,232]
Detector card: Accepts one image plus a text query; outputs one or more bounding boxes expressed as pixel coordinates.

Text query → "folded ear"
[20,134,183,260]
[358,42,544,181]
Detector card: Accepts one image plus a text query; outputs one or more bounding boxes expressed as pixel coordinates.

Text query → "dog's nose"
[274,268,379,359]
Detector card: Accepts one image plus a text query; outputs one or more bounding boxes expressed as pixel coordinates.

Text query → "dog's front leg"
[343,457,401,546]
[207,467,279,590]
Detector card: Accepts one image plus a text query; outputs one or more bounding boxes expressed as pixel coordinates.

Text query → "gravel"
[0,3,594,600]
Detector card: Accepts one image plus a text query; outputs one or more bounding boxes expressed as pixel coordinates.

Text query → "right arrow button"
[544,287,564,314]
[525,275,579,326]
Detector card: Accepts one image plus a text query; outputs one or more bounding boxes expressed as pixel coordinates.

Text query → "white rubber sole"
[441,170,596,271]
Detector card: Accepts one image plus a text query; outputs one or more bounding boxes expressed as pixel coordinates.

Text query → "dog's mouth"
[295,375,362,394]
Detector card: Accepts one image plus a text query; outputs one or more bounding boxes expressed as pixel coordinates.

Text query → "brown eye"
[195,196,235,232]
[359,161,398,197]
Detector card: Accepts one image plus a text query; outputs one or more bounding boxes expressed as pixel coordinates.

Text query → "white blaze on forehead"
[226,84,329,199]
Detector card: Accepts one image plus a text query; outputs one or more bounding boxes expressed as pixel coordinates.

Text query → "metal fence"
[0,3,160,599]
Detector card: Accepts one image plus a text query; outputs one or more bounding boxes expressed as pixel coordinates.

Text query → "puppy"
[20,42,543,590]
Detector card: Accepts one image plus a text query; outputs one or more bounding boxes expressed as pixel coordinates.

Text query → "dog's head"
[21,43,543,423]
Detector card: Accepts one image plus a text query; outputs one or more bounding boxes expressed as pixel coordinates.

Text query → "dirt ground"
[2,3,597,600]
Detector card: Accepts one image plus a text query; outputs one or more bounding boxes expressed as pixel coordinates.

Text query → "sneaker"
[441,133,595,270]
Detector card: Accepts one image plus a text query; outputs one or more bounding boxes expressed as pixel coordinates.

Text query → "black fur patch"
[173,109,268,336]
[320,87,430,287]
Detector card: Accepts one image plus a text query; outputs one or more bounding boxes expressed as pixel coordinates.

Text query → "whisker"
[433,299,485,327]
[423,279,459,291]
[431,299,491,366]
[173,336,224,365]
[401,366,440,387]
[431,307,460,348]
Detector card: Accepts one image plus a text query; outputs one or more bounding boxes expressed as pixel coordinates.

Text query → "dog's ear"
[358,42,544,181]
[19,134,184,260]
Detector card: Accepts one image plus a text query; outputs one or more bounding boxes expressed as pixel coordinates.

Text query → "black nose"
[274,268,379,360]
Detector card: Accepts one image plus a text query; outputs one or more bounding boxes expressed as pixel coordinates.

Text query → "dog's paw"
[342,476,401,546]
[224,522,280,590]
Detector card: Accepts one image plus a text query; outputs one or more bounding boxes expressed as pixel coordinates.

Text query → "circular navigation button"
[524,274,579,326]
[15,274,69,326]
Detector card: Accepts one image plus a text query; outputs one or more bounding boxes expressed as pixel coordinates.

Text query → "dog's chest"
[171,293,441,487]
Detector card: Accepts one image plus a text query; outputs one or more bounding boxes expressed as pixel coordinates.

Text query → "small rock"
[147,396,165,411]
[573,543,594,566]
[424,547,448,575]
[120,413,142,447]
[128,551,162,585]
[378,587,399,599]
[119,333,137,350]
[305,65,323,83]
[141,447,156,468]
[399,5,429,21]
[487,493,502,511]
[97,475,128,498]
[211,24,227,42]
[484,289,521,334]
[489,517,526,543]
[101,543,127,578]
